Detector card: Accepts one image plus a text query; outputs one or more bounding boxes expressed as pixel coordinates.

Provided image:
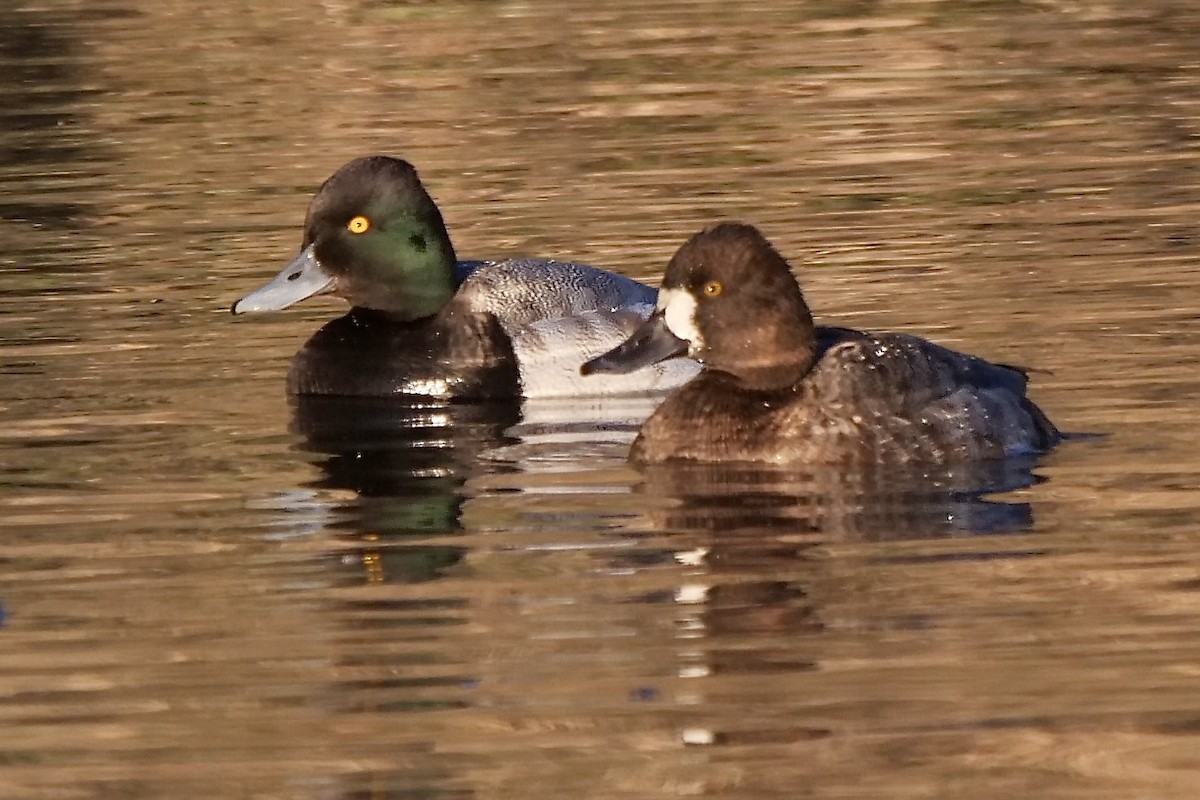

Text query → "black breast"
[286,306,521,399]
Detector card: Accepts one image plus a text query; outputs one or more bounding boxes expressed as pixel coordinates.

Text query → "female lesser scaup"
[582,223,1061,465]
[232,156,697,399]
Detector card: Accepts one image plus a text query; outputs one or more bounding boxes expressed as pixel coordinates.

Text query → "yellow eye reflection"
[702,280,723,297]
[347,215,371,234]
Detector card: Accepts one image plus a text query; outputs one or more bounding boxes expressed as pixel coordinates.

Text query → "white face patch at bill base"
[657,287,703,347]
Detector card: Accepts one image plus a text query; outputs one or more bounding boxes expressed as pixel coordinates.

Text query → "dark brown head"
[583,223,818,390]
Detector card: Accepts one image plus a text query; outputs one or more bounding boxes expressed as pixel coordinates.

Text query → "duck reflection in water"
[637,457,1042,542]
[289,390,666,585]
[611,457,1051,751]
[290,393,1045,588]
[291,394,521,584]
[286,384,1051,763]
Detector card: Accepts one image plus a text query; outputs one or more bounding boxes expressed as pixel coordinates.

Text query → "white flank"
[658,288,702,346]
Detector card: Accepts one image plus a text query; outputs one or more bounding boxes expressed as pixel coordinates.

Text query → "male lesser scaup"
[232,156,698,399]
[582,223,1061,465]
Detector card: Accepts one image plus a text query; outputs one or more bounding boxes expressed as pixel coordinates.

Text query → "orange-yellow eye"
[702,280,723,297]
[347,215,371,234]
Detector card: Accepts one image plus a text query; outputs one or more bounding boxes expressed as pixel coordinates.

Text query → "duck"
[231,155,698,399]
[581,222,1061,465]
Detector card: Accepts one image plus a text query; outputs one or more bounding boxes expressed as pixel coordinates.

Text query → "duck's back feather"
[456,259,698,398]
[455,259,656,326]
[512,305,700,398]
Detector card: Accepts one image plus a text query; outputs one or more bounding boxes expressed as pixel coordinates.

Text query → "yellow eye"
[702,280,723,297]
[347,215,371,234]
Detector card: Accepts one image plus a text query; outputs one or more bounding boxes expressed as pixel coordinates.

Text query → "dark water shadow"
[0,6,109,225]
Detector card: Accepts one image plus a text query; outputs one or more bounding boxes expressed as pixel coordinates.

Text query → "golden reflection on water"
[1,1,1200,798]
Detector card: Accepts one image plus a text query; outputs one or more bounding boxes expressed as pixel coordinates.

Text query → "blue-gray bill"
[231,243,334,314]
[580,310,689,376]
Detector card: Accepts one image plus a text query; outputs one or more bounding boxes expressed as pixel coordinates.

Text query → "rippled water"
[3,1,1200,797]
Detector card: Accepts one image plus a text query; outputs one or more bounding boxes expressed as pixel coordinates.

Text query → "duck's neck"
[358,215,459,320]
[727,304,819,392]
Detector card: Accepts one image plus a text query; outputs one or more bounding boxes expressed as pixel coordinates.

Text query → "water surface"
[3,1,1200,797]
